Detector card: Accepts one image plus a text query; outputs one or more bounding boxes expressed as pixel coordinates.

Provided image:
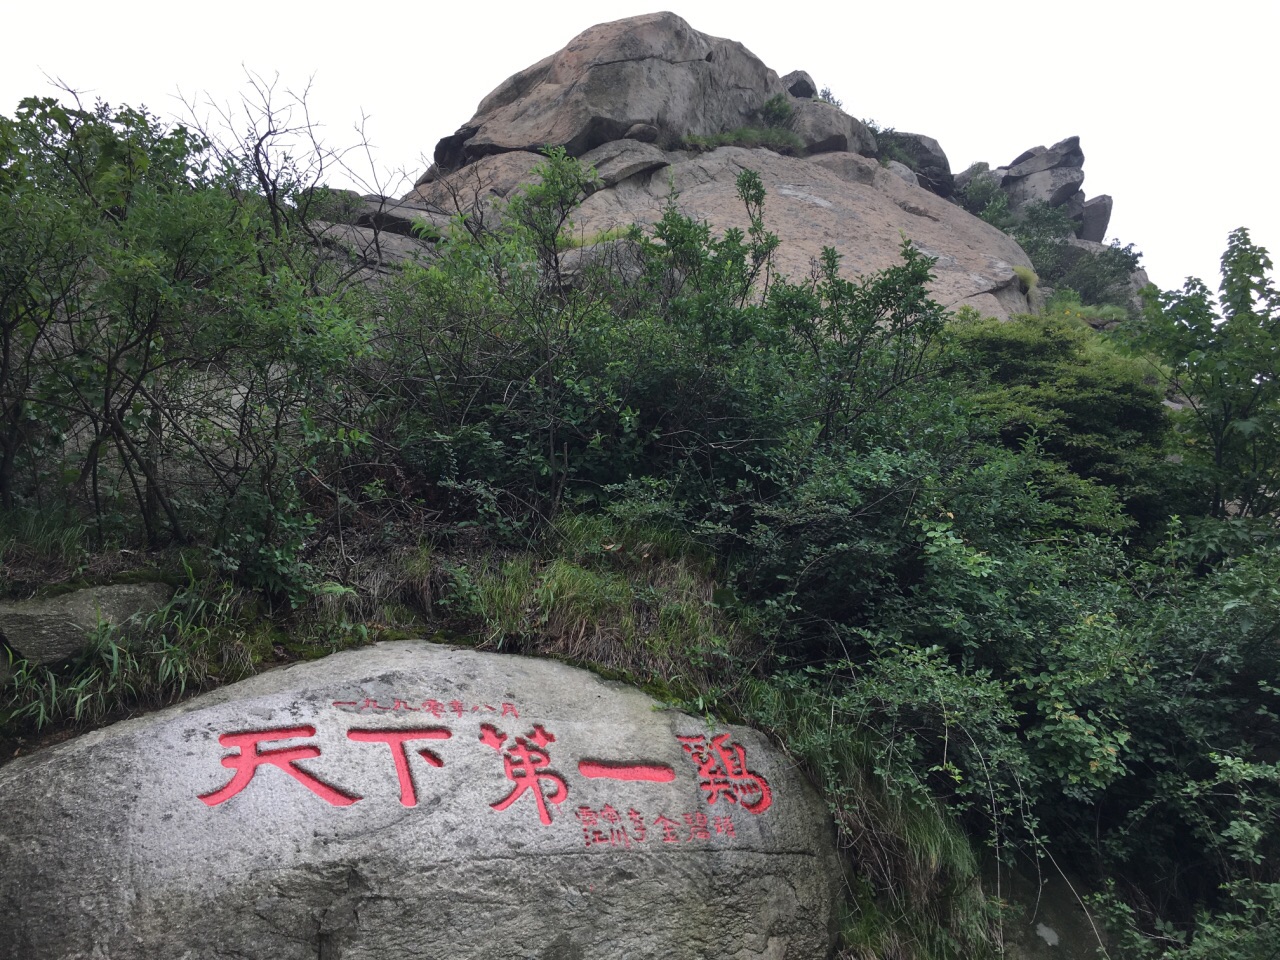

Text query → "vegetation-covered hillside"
[2,96,1278,959]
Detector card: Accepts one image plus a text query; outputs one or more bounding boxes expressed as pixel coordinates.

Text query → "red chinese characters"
[332,698,520,718]
[480,723,568,825]
[575,806,734,849]
[346,727,451,806]
[199,726,360,807]
[676,733,772,814]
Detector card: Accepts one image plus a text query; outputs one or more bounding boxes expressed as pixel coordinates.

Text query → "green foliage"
[2,580,262,732]
[0,94,366,602]
[864,122,919,172]
[1132,228,1280,519]
[1012,265,1038,293]
[816,86,843,109]
[1010,201,1141,307]
[7,89,1280,960]
[683,125,806,155]
[759,93,794,128]
[958,166,1014,231]
[953,310,1176,536]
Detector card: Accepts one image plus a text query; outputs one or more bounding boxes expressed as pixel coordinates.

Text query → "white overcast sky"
[2,0,1275,294]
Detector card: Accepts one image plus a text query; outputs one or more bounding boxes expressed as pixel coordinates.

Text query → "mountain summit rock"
[396,12,1039,319]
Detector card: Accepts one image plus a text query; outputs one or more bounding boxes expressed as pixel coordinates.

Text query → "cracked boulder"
[0,641,841,960]
[431,11,787,173]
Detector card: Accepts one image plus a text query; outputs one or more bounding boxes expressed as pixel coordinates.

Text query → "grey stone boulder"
[1079,194,1113,242]
[623,122,660,143]
[352,196,445,237]
[993,861,1111,960]
[408,150,549,215]
[579,139,672,189]
[1005,165,1086,209]
[781,69,817,99]
[0,641,841,960]
[1061,189,1087,222]
[430,12,786,173]
[789,99,876,156]
[882,132,953,197]
[0,582,172,666]
[1004,136,1085,180]
[314,220,437,274]
[885,160,919,186]
[413,162,439,187]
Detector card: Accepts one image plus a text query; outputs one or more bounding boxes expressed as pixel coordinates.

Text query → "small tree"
[1136,227,1280,519]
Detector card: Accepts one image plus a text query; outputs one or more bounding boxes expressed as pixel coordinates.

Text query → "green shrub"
[1012,265,1038,293]
[760,93,793,128]
[683,126,806,156]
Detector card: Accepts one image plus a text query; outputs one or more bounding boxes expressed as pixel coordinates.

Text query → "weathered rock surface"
[883,132,953,197]
[781,69,817,99]
[884,159,919,186]
[568,147,1033,318]
[976,135,1117,242]
[789,98,877,156]
[1004,136,1084,180]
[0,641,841,959]
[579,139,672,188]
[433,12,788,172]
[993,861,1111,960]
[414,149,548,212]
[0,582,172,666]
[1080,194,1113,242]
[390,14,1041,318]
[1004,165,1086,209]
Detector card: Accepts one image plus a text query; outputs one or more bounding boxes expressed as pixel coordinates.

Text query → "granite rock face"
[569,146,1034,318]
[882,131,953,197]
[966,135,1114,241]
[0,582,172,666]
[433,12,789,172]
[381,13,1041,319]
[0,641,841,960]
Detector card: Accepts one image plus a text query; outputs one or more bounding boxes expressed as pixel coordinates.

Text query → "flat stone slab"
[0,641,840,959]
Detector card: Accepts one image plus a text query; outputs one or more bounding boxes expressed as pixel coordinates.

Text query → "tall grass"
[743,677,1003,960]
[2,581,265,733]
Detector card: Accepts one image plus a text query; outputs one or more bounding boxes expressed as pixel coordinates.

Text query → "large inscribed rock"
[0,642,840,959]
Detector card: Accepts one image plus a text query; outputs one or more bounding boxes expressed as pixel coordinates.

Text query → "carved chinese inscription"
[332,697,520,719]
[479,723,568,825]
[199,726,360,807]
[574,805,738,850]
[198,712,774,847]
[346,727,451,807]
[677,733,773,814]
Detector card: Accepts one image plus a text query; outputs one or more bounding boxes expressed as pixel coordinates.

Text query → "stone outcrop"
[882,132,953,197]
[781,69,817,99]
[0,582,172,667]
[0,641,842,960]
[569,146,1034,319]
[968,136,1113,241]
[389,12,1038,320]
[1079,195,1114,243]
[790,99,877,156]
[434,12,791,172]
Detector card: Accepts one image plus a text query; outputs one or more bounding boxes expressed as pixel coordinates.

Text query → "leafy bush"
[1010,201,1141,307]
[759,93,794,128]
[817,86,843,109]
